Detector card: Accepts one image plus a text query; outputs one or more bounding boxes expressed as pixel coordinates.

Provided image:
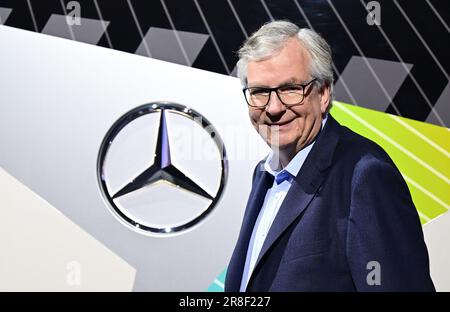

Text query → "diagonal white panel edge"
[0,166,136,291]
[0,25,264,291]
[423,212,450,291]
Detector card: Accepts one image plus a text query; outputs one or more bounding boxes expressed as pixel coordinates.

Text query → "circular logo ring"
[97,102,228,234]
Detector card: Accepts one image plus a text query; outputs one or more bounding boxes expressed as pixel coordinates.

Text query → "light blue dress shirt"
[239,116,327,291]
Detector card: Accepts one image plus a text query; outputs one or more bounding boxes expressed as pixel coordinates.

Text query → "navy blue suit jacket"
[225,115,434,292]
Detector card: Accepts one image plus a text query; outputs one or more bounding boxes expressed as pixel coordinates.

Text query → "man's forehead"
[246,39,311,87]
[246,62,311,87]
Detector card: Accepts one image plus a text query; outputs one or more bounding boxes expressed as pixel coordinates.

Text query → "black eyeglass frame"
[243,78,318,108]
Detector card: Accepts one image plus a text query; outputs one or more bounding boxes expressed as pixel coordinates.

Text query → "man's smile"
[265,119,295,129]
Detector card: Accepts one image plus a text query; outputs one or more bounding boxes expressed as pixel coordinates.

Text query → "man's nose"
[265,91,286,115]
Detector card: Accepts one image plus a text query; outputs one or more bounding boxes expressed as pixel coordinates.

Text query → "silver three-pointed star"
[112,109,213,200]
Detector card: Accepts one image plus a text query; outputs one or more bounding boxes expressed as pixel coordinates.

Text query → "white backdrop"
[0,25,268,291]
[0,25,447,291]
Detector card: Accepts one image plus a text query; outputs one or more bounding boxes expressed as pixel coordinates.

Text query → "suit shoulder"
[334,123,394,167]
[252,160,266,182]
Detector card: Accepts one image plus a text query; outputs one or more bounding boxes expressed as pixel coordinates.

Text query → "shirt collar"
[264,115,328,178]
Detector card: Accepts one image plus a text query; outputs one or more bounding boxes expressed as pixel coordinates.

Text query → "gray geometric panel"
[0,7,12,24]
[136,27,209,66]
[426,82,450,128]
[42,14,109,45]
[334,56,413,112]
[230,65,238,78]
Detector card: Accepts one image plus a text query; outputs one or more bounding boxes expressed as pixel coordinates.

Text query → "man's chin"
[265,139,296,152]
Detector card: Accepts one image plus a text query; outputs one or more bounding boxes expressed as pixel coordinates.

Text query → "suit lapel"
[226,163,274,291]
[250,116,341,282]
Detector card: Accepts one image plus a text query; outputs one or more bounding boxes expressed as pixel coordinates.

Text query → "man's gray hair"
[237,20,334,98]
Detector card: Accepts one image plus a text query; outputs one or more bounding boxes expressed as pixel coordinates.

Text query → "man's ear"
[318,82,331,113]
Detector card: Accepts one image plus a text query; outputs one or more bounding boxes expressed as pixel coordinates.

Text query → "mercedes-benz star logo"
[97,102,228,234]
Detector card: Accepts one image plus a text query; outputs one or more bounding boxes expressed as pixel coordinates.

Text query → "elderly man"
[225,20,434,292]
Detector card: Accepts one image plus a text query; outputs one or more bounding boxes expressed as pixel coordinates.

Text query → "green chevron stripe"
[331,101,449,223]
[398,115,450,153]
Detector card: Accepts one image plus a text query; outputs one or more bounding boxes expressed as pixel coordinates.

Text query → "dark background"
[1,0,449,127]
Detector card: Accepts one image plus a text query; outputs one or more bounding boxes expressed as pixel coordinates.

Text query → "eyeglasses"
[243,78,317,108]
